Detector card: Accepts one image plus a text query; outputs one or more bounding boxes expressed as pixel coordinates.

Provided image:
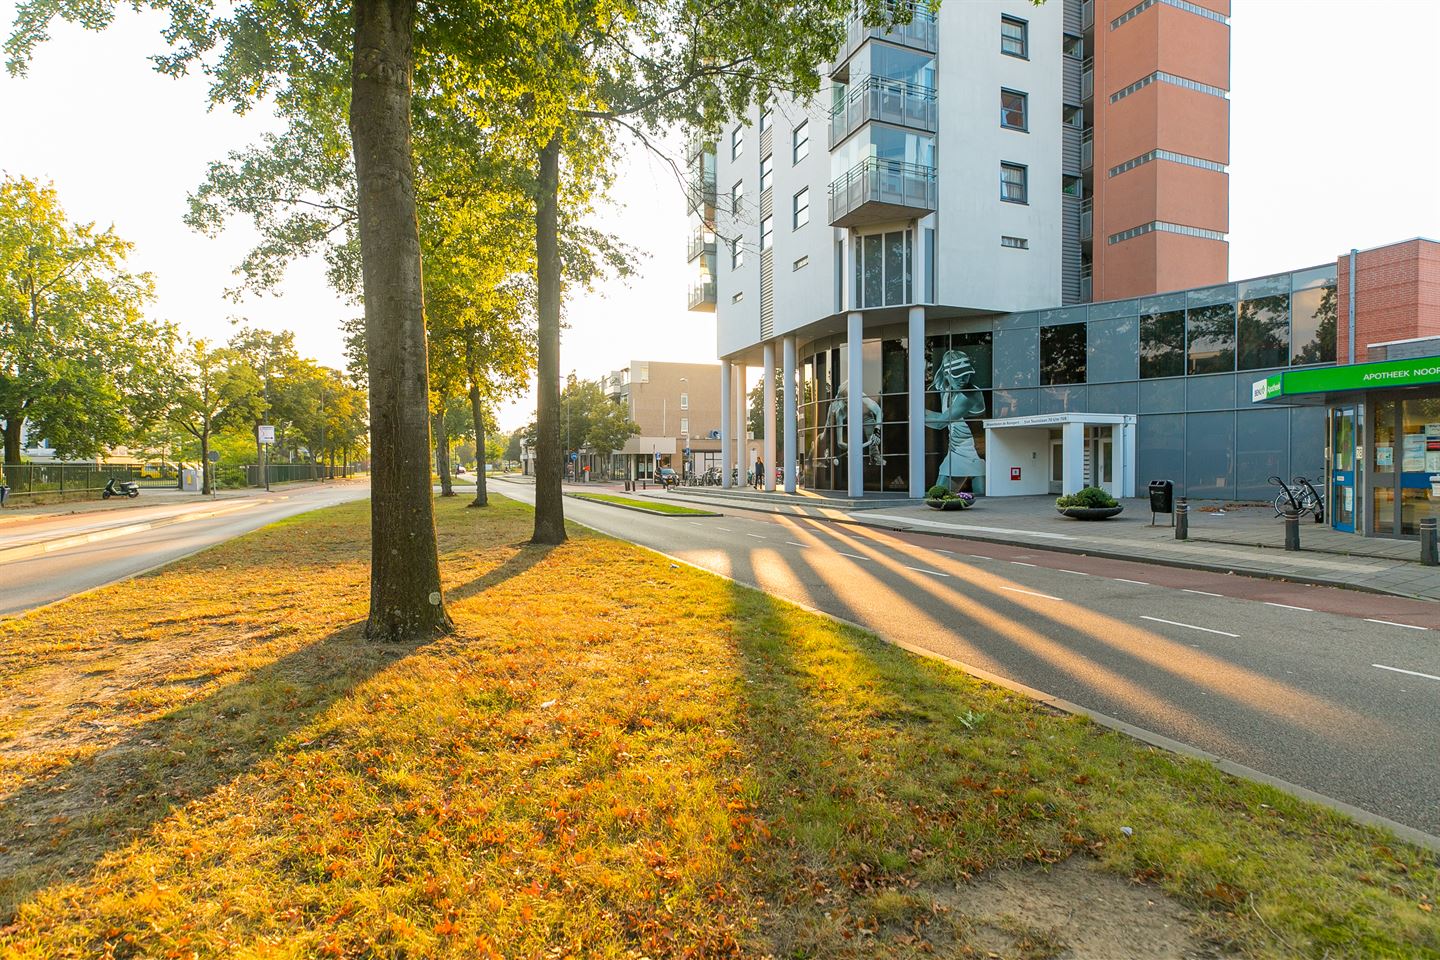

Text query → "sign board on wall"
[1010,467,1022,480]
[258,424,276,444]
[1253,356,1440,402]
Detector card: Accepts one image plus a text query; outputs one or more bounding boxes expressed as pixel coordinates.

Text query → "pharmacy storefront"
[1253,356,1440,538]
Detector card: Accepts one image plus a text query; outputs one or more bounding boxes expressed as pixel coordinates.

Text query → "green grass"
[0,496,1434,958]
[568,492,716,516]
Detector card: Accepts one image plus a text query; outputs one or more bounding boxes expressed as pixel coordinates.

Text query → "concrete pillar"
[762,341,777,491]
[734,363,747,482]
[907,305,926,498]
[783,335,798,493]
[847,311,864,498]
[1062,421,1086,495]
[720,359,732,488]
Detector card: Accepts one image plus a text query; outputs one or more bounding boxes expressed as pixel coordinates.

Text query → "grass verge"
[568,492,718,516]
[0,495,1433,958]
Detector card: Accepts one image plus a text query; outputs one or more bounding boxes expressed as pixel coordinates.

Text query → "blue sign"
[569,453,577,462]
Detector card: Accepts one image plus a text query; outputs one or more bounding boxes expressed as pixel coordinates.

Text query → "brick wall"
[1338,239,1440,364]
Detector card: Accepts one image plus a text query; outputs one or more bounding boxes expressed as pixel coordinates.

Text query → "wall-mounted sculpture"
[825,380,885,467]
[926,350,986,490]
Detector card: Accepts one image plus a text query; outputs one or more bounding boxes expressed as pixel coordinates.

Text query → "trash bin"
[0,484,8,507]
[1148,479,1174,523]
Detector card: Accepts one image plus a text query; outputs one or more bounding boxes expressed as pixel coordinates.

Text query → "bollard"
[1422,517,1439,566]
[1284,510,1300,551]
[1174,499,1189,540]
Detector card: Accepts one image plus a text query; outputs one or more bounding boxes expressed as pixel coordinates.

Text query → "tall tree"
[166,341,263,495]
[0,175,172,472]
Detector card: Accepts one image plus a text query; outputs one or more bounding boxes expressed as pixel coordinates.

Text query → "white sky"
[1,1,1437,432]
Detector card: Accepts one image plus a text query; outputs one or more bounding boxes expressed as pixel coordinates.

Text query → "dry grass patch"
[0,495,1434,958]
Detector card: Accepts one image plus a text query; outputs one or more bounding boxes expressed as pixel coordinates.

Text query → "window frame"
[760,154,774,193]
[1000,162,1029,204]
[760,215,773,252]
[793,121,810,163]
[731,238,744,270]
[730,180,744,215]
[1001,235,1029,250]
[1000,15,1029,58]
[1000,88,1029,131]
[759,106,772,133]
[793,187,810,229]
[730,126,744,160]
[680,392,689,410]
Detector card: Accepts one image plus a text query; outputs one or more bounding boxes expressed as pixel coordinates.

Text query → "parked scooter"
[102,477,140,499]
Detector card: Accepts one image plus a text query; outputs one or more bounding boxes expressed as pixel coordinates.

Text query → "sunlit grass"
[0,495,1432,958]
[568,492,716,516]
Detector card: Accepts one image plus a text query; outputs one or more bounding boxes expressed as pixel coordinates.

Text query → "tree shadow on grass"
[0,541,553,921]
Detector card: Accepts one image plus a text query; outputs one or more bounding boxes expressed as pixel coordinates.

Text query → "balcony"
[828,157,937,228]
[1079,197,1093,240]
[684,135,712,161]
[1081,0,1093,30]
[1079,261,1093,303]
[686,224,716,262]
[835,2,937,73]
[829,76,937,149]
[687,281,716,312]
[1081,56,1093,101]
[1080,127,1093,170]
[687,174,716,215]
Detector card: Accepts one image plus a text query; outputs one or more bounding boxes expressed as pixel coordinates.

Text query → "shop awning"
[1251,355,1440,404]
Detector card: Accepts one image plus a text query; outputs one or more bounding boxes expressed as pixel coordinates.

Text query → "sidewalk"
[649,487,1440,602]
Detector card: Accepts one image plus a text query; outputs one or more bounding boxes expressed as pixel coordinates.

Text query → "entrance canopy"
[1252,355,1440,406]
[982,413,1137,498]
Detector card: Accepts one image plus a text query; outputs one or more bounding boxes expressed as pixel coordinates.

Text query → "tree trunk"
[532,132,566,544]
[253,422,265,487]
[434,408,454,497]
[350,0,452,641]
[469,381,488,508]
[2,415,22,468]
[200,427,212,496]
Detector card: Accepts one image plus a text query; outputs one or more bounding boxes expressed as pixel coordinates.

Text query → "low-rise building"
[604,360,724,481]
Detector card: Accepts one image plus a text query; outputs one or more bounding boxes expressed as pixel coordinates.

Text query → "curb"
[564,493,721,518]
[654,492,1437,603]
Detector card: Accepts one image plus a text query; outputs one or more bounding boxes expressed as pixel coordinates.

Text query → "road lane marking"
[999,585,1061,601]
[934,548,955,555]
[1183,589,1223,597]
[716,527,732,532]
[1058,569,1089,576]
[786,541,807,548]
[968,554,990,560]
[1010,561,1035,568]
[903,565,950,577]
[746,534,766,540]
[837,552,869,561]
[1141,615,1239,638]
[1365,618,1429,631]
[1265,602,1313,612]
[1373,663,1440,682]
[1113,578,1149,586]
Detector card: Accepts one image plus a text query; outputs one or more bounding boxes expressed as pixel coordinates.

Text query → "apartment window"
[793,121,810,163]
[1040,323,1087,385]
[793,187,810,229]
[793,254,810,271]
[1000,163,1028,203]
[760,215,773,251]
[731,180,744,215]
[680,392,689,410]
[731,238,744,269]
[1001,15,1028,57]
[1001,236,1029,249]
[1001,89,1028,130]
[760,154,774,192]
[759,106,772,133]
[1062,175,1083,197]
[1063,34,1084,60]
[731,126,744,160]
[1063,104,1084,128]
[732,291,745,303]
[854,229,913,308]
[679,417,689,435]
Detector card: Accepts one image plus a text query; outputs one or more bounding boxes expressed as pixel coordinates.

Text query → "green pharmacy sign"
[1252,356,1440,403]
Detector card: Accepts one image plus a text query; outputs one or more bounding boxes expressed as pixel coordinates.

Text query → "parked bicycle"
[1269,475,1325,522]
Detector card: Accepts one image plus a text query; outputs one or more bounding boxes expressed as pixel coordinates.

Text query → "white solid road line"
[1373,663,1440,682]
[1183,588,1224,597]
[1365,618,1429,631]
[1265,601,1313,612]
[903,565,950,577]
[1141,615,1240,638]
[999,585,1062,601]
[1113,577,1150,586]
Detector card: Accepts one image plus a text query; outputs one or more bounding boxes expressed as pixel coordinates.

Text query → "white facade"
[703,0,1071,497]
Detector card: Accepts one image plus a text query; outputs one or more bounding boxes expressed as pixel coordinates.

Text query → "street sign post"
[257,425,275,491]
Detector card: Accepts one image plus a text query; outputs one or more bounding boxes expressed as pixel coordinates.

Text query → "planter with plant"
[925,484,976,511]
[1055,486,1123,520]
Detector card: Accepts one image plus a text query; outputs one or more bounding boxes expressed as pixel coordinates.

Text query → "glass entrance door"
[1331,406,1357,533]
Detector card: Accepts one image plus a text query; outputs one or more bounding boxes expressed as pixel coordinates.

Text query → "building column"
[907,305,926,498]
[1062,421,1086,496]
[734,363,747,483]
[762,341,777,491]
[782,335,798,494]
[847,311,864,498]
[719,359,732,488]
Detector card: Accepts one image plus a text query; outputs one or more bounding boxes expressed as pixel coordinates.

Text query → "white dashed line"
[837,552,869,561]
[999,585,1061,601]
[1113,578,1149,586]
[1365,618,1429,631]
[1265,602,1313,612]
[1183,589,1224,597]
[786,541,807,548]
[1010,561,1036,568]
[968,554,990,560]
[716,527,732,532]
[1140,615,1239,638]
[1373,663,1440,682]
[903,565,950,577]
[746,533,766,540]
[934,548,955,555]
[1058,569,1089,576]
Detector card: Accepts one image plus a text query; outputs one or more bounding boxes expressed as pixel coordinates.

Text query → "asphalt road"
[0,482,370,617]
[497,480,1440,838]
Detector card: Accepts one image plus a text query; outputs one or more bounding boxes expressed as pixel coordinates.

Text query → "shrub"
[926,484,951,500]
[1055,486,1119,509]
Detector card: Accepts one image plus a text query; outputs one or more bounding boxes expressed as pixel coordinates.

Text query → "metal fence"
[0,463,174,499]
[244,462,368,486]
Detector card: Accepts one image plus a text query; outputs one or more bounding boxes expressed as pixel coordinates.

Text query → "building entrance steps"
[650,489,1440,602]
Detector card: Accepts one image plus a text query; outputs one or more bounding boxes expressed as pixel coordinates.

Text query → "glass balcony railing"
[1079,197,1093,240]
[1081,57,1094,101]
[687,281,717,312]
[1081,128,1094,170]
[836,2,937,70]
[829,76,937,148]
[686,224,716,262]
[828,156,937,228]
